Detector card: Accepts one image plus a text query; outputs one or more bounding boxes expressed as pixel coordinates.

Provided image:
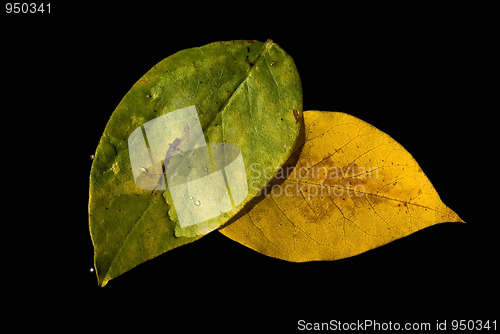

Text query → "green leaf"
[89,40,303,286]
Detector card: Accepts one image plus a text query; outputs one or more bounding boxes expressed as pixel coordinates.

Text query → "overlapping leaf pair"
[89,40,463,286]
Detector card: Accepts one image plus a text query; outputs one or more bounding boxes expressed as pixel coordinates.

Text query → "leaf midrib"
[281,177,457,218]
[203,40,274,132]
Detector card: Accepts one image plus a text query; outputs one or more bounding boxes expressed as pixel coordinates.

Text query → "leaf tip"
[264,39,274,46]
[94,265,110,287]
[97,275,109,287]
[443,205,466,224]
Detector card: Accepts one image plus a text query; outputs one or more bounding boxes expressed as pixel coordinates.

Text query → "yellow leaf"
[219,110,464,261]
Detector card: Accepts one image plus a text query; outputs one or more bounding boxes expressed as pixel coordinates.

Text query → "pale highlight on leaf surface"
[219,111,464,262]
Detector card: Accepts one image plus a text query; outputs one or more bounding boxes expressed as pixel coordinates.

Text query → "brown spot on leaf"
[293,109,300,122]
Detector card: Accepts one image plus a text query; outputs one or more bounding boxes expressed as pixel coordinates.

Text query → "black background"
[2,2,495,332]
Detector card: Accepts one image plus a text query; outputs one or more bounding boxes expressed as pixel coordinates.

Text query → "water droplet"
[90,267,95,273]
[90,154,95,160]
[194,200,201,206]
[138,166,148,173]
[184,125,190,132]
[203,167,209,173]
[188,196,194,200]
